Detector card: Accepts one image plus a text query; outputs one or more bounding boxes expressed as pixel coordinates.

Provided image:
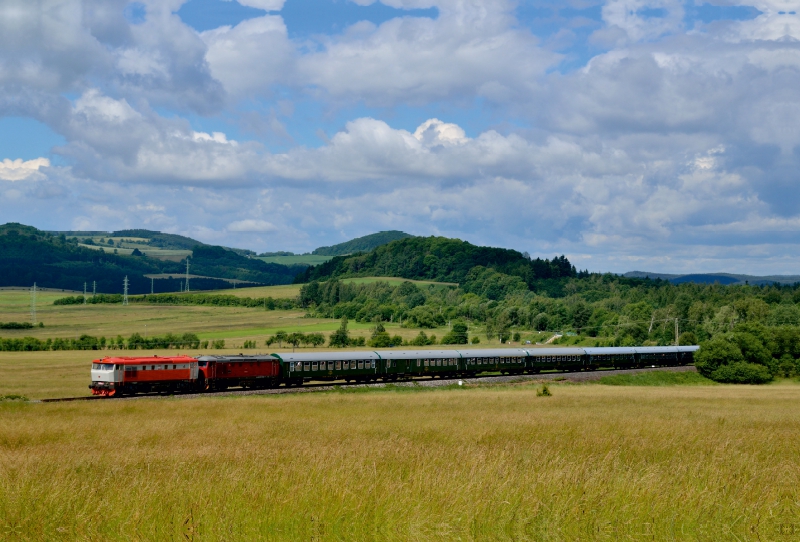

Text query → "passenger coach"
[89,345,699,396]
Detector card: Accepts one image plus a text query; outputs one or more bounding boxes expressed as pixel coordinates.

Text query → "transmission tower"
[83,282,87,305]
[92,281,96,299]
[150,277,154,295]
[30,283,37,325]
[123,276,129,306]
[185,259,190,292]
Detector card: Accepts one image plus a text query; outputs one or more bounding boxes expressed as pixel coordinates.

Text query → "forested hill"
[0,223,302,293]
[296,236,576,288]
[312,231,413,256]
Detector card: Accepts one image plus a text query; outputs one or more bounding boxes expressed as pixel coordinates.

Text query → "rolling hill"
[311,230,413,256]
[295,236,576,288]
[1,223,304,294]
[625,271,800,286]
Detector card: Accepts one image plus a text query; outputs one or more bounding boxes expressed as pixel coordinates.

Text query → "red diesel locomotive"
[89,354,282,396]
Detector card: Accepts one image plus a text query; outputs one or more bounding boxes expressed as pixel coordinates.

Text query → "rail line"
[38,365,696,403]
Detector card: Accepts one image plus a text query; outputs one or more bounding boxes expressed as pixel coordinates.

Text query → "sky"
[1,0,799,274]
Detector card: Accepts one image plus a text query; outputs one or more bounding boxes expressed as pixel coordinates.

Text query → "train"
[89,345,699,397]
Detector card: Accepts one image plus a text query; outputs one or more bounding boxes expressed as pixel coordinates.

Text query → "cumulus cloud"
[0,158,50,181]
[3,0,800,274]
[227,219,278,232]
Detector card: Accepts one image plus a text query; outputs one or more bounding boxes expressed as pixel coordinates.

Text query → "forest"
[297,271,800,383]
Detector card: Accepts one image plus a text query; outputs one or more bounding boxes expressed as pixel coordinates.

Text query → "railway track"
[37,365,697,403]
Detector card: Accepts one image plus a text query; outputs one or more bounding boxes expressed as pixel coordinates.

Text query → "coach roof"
[271,351,381,363]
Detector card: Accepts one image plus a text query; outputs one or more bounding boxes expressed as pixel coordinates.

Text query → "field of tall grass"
[2,383,798,540]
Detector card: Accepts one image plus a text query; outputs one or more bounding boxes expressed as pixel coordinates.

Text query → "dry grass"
[2,384,798,541]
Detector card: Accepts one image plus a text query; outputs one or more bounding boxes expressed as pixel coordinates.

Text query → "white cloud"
[4,0,800,274]
[0,158,50,181]
[226,219,278,232]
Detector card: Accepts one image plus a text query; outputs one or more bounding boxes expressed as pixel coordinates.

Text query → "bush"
[329,318,350,348]
[471,336,480,344]
[368,332,393,348]
[537,384,552,397]
[441,322,469,344]
[777,354,797,378]
[304,333,325,348]
[200,340,209,349]
[694,337,744,378]
[0,322,33,329]
[211,339,225,349]
[349,336,366,347]
[512,332,521,342]
[711,362,773,384]
[409,331,435,346]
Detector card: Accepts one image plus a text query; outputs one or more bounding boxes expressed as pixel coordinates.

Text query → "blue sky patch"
[124,2,147,25]
[0,117,66,161]
[177,0,438,35]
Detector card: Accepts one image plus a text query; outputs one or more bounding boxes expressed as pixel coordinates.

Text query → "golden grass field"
[2,383,799,541]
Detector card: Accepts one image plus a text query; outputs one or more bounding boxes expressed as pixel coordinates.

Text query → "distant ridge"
[625,271,800,286]
[312,231,413,256]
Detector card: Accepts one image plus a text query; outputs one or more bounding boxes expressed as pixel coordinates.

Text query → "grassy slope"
[2,384,798,539]
[598,370,714,385]
[338,276,458,287]
[257,255,333,266]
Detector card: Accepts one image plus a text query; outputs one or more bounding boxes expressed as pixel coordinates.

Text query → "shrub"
[329,318,350,348]
[441,322,469,344]
[211,339,225,349]
[777,354,797,378]
[200,340,209,349]
[304,333,326,348]
[694,337,744,378]
[0,322,33,330]
[368,332,392,348]
[512,332,521,342]
[471,336,480,344]
[409,331,435,346]
[537,384,552,397]
[711,362,773,384]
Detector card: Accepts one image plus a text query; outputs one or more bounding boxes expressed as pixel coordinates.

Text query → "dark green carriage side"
[524,348,587,372]
[456,349,527,376]
[376,350,463,379]
[273,352,381,384]
[583,347,637,370]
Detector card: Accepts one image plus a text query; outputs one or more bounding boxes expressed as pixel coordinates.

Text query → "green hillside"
[48,228,256,258]
[0,223,303,294]
[296,236,575,289]
[312,230,413,256]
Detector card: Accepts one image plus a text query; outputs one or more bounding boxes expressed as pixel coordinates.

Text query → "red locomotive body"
[90,355,199,396]
[197,355,281,391]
